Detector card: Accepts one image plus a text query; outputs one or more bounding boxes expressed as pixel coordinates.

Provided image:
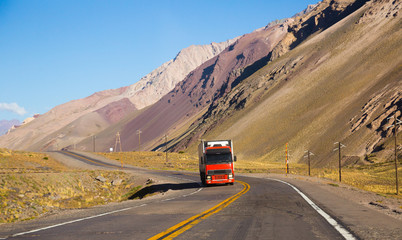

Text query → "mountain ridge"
[0,39,236,151]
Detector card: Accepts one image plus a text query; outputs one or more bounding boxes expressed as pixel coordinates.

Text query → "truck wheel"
[200,173,206,185]
[229,182,234,185]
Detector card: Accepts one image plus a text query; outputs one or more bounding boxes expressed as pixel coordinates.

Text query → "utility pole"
[92,135,96,152]
[333,142,346,182]
[387,111,401,195]
[136,130,142,151]
[304,150,315,176]
[285,143,289,174]
[165,134,168,163]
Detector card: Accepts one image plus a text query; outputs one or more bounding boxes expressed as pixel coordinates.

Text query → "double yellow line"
[149,180,250,240]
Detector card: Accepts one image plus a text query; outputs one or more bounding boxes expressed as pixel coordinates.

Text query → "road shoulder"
[241,173,402,240]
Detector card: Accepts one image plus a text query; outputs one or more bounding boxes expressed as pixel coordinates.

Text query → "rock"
[111,179,123,186]
[50,195,61,200]
[95,175,107,182]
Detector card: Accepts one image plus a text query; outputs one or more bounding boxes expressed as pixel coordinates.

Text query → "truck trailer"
[198,140,236,185]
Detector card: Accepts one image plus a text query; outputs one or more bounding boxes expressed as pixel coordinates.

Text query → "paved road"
[1,151,353,240]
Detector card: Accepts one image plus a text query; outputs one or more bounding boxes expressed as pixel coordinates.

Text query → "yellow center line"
[148,180,250,240]
[61,151,117,169]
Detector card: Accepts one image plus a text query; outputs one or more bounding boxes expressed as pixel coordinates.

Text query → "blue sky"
[0,0,318,121]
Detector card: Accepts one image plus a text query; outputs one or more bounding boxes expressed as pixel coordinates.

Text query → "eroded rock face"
[350,87,401,156]
[357,0,401,23]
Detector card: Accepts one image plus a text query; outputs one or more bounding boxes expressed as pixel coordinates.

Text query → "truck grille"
[208,169,232,175]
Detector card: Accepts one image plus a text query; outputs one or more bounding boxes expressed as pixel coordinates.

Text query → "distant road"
[2,151,355,240]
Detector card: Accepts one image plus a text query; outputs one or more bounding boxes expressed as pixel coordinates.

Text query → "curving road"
[1,151,354,240]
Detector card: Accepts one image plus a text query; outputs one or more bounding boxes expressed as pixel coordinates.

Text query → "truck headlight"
[228,174,233,179]
[206,175,212,180]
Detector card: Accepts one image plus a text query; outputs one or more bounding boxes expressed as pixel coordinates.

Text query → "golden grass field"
[0,148,142,223]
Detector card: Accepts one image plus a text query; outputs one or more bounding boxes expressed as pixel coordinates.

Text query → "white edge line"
[183,188,203,197]
[11,207,134,237]
[162,198,176,202]
[267,178,356,240]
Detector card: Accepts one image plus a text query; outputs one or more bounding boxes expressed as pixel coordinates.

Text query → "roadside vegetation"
[1,148,399,223]
[99,151,401,200]
[0,148,142,223]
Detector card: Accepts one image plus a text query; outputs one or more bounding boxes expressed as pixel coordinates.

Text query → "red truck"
[198,140,236,185]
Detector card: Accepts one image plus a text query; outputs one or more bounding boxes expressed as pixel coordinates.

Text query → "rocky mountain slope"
[75,14,294,152]
[172,0,401,165]
[0,40,236,151]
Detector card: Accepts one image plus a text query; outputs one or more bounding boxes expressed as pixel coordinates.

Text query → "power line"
[165,134,168,163]
[285,143,289,174]
[304,150,315,176]
[92,135,96,152]
[136,130,142,151]
[387,111,401,195]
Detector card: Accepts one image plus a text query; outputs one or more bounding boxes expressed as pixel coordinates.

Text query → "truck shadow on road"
[128,182,201,200]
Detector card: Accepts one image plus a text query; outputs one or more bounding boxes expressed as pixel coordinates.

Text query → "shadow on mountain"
[128,182,201,200]
[289,0,370,49]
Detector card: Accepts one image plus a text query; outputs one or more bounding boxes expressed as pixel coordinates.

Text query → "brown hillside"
[172,0,401,167]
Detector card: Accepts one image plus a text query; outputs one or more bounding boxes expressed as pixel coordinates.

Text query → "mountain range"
[1,0,401,167]
[0,119,20,136]
[1,39,236,151]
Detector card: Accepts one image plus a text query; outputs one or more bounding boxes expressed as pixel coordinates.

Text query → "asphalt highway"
[1,151,354,240]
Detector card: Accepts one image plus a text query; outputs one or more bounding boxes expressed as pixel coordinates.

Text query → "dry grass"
[240,158,402,199]
[0,148,141,223]
[97,151,199,171]
[98,151,401,200]
[0,148,69,173]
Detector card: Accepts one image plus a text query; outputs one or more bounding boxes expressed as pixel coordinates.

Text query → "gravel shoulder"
[241,173,402,240]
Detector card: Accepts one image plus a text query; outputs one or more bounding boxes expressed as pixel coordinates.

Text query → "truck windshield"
[205,153,232,164]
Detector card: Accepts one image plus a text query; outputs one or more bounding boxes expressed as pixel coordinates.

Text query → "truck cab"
[198,140,236,185]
